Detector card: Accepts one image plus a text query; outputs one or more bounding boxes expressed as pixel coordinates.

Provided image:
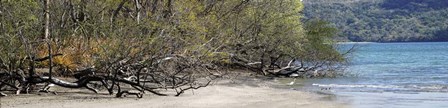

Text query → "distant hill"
[303,0,448,42]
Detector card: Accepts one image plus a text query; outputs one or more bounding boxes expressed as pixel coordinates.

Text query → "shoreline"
[1,77,347,108]
[336,42,376,44]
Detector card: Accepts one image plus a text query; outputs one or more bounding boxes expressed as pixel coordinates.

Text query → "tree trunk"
[44,0,53,79]
[110,0,127,28]
[151,0,158,14]
[135,0,141,24]
[44,0,50,39]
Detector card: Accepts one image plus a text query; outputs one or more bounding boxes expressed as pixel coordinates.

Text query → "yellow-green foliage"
[0,0,343,75]
[206,52,232,64]
[303,19,343,62]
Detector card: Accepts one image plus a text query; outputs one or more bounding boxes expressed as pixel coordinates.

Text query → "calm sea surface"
[301,42,448,108]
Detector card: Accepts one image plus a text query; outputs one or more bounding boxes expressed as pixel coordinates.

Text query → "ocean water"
[304,42,448,108]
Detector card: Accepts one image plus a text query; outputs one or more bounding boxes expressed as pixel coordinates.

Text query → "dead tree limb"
[175,80,212,97]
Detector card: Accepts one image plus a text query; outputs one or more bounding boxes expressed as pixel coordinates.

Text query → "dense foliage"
[0,0,346,97]
[0,0,345,75]
[303,0,448,42]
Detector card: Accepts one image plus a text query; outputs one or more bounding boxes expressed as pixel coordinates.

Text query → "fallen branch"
[37,75,167,96]
[116,90,143,98]
[175,80,212,96]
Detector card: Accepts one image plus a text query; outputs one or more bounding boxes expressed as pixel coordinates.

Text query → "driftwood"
[267,66,302,77]
[116,90,143,98]
[43,74,167,96]
[229,56,328,78]
[0,54,215,98]
[0,92,7,97]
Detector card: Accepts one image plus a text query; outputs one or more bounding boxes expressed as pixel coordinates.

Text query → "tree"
[0,0,346,97]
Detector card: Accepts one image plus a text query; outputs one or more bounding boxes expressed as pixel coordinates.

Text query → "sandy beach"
[1,78,346,108]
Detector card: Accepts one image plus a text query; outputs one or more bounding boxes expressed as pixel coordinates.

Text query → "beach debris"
[289,73,299,77]
[0,55,216,98]
[265,65,326,78]
[116,90,143,98]
[0,92,7,97]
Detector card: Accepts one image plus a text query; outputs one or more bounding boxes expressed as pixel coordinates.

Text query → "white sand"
[1,79,347,108]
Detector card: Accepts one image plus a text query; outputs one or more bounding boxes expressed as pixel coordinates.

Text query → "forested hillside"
[303,0,448,42]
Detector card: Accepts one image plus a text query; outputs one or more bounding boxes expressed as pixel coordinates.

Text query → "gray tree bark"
[44,0,50,39]
[135,0,141,24]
